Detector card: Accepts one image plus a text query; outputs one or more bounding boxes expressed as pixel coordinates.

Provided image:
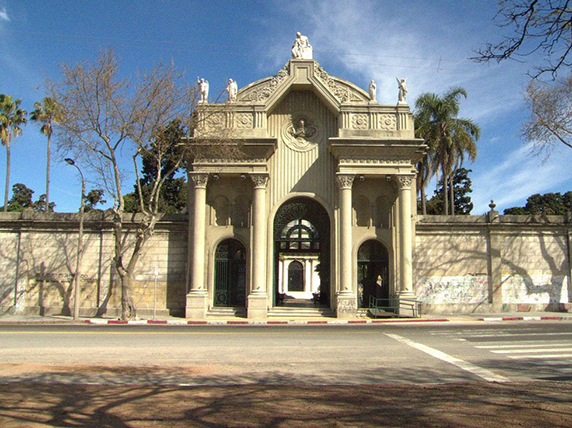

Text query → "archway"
[273,197,330,307]
[214,239,246,307]
[357,240,389,308]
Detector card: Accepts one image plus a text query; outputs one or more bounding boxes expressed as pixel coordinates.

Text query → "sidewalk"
[1,311,571,325]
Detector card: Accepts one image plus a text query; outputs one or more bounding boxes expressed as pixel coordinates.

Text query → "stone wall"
[415,213,572,313]
[0,211,188,317]
[1,210,570,317]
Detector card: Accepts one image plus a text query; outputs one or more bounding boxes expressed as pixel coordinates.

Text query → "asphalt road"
[1,321,571,386]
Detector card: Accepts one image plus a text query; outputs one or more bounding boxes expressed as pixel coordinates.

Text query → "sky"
[0,0,570,214]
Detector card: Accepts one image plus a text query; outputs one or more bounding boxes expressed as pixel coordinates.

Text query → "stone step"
[207,307,246,318]
[268,307,334,318]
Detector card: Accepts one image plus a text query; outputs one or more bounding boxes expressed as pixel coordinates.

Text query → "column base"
[185,292,208,320]
[336,294,357,319]
[247,294,268,319]
[397,291,418,317]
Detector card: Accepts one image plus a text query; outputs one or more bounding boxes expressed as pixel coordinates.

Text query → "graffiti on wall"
[416,275,488,304]
[502,275,569,304]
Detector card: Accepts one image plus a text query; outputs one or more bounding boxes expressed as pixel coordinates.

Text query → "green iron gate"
[214,239,246,307]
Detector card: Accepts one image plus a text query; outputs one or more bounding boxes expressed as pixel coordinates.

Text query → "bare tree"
[472,0,571,78]
[49,49,195,320]
[523,73,572,155]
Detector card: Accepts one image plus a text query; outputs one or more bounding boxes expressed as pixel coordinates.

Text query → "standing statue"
[197,77,209,103]
[396,77,408,103]
[369,80,377,101]
[226,78,238,102]
[291,32,313,59]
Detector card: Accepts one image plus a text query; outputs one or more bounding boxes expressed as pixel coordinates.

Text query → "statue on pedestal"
[197,77,209,103]
[226,78,238,102]
[369,80,377,101]
[291,32,313,59]
[396,77,408,103]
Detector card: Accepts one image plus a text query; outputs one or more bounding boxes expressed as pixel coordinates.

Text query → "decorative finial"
[489,199,496,211]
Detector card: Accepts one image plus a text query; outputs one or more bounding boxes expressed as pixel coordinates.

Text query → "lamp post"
[65,158,85,321]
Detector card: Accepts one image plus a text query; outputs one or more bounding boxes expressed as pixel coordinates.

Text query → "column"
[336,173,356,318]
[395,174,415,315]
[248,174,268,319]
[186,172,209,319]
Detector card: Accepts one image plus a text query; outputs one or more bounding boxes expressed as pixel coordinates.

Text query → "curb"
[79,316,572,325]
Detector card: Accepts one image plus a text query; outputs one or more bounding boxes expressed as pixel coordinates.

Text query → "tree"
[522,73,572,155]
[424,168,475,215]
[504,191,571,214]
[472,0,571,78]
[49,49,195,320]
[0,94,27,212]
[414,88,480,215]
[84,189,106,213]
[124,120,187,215]
[30,97,60,212]
[1,183,56,212]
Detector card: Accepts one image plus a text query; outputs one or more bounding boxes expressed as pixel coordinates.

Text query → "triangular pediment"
[237,60,369,114]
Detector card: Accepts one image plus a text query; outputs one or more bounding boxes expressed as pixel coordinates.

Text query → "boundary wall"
[1,210,570,316]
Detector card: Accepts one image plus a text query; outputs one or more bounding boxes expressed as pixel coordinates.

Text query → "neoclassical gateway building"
[0,35,569,319]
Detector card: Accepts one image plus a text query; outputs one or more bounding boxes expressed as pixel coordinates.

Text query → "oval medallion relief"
[282,113,322,152]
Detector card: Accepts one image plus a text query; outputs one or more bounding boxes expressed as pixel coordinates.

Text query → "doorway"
[214,239,246,307]
[357,240,389,308]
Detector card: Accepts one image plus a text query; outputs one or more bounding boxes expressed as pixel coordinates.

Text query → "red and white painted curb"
[82,316,571,325]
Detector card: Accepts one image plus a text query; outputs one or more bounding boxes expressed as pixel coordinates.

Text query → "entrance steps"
[268,306,334,318]
[207,307,246,318]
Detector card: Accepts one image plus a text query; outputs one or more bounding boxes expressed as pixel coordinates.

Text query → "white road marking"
[476,343,572,349]
[491,348,572,354]
[384,333,509,383]
[455,332,572,338]
[508,354,572,359]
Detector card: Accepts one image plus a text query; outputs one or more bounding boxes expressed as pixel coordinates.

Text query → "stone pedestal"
[336,294,357,319]
[247,294,268,319]
[186,292,208,320]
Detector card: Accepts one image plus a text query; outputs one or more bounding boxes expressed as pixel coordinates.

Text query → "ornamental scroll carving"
[336,174,355,189]
[395,175,414,189]
[250,174,268,188]
[243,64,289,102]
[315,64,366,103]
[190,173,209,188]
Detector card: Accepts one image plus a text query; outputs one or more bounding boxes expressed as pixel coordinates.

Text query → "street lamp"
[65,158,85,321]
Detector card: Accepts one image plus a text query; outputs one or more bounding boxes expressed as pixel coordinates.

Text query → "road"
[1,321,571,385]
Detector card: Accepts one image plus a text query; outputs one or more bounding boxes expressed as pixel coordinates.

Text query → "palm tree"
[30,97,59,212]
[0,95,28,212]
[414,88,480,215]
[414,110,437,215]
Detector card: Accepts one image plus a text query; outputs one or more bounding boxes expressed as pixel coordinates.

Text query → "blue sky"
[0,0,570,213]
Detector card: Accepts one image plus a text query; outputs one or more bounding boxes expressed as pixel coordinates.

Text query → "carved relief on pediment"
[315,64,369,103]
[240,64,289,102]
[282,113,321,152]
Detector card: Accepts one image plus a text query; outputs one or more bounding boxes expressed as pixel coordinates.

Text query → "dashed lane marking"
[384,333,510,383]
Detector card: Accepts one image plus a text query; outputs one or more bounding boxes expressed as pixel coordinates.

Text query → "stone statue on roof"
[291,32,313,60]
[396,77,408,103]
[226,78,238,102]
[197,77,209,103]
[369,80,377,101]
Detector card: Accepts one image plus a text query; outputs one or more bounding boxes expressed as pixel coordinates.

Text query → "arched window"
[354,196,370,227]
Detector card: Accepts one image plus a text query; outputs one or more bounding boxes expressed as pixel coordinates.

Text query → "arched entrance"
[357,240,389,308]
[214,239,246,307]
[274,197,330,307]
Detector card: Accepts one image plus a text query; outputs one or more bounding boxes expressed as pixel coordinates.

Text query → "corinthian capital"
[190,173,209,189]
[250,174,269,189]
[336,174,355,189]
[395,174,414,189]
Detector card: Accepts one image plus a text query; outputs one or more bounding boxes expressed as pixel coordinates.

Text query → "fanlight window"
[278,219,320,251]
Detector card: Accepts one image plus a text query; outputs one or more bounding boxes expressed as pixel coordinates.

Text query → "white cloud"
[0,7,9,21]
[471,143,572,214]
